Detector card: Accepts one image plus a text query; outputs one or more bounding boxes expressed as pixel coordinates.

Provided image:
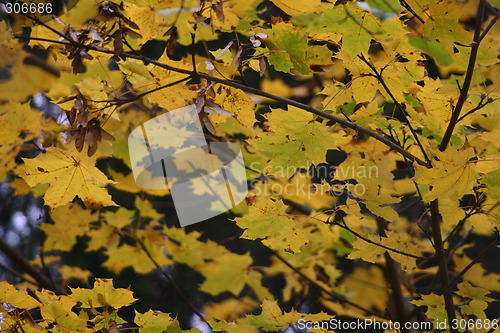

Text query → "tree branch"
[428,1,488,329]
[0,237,65,295]
[13,14,431,168]
[438,0,487,151]
[337,216,426,260]
[445,229,500,291]
[376,218,408,332]
[430,200,457,333]
[0,263,41,288]
[357,54,432,167]
[272,251,390,320]
[134,236,209,325]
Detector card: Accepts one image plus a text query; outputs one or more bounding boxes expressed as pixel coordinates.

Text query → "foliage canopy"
[0,0,499,332]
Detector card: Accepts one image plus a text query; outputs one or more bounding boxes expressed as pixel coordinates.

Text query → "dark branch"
[430,200,458,332]
[272,251,390,320]
[438,0,487,152]
[134,236,209,325]
[0,237,65,295]
[445,229,500,291]
[357,54,432,167]
[13,14,431,168]
[336,217,426,260]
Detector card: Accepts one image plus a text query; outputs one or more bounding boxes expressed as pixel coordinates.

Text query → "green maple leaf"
[249,106,334,177]
[261,22,331,74]
[235,197,308,253]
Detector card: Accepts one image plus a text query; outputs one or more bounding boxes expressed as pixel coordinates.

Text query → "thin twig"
[357,54,432,167]
[479,10,499,42]
[13,14,431,168]
[0,238,65,295]
[445,230,500,291]
[438,0,487,151]
[336,217,426,260]
[134,237,209,325]
[91,76,192,105]
[456,97,496,123]
[399,0,425,24]
[0,263,41,288]
[272,251,390,320]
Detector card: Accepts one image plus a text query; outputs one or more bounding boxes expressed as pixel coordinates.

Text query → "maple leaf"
[164,227,228,267]
[381,231,423,271]
[135,310,199,333]
[22,147,116,208]
[249,106,334,177]
[0,281,40,309]
[212,86,256,129]
[347,233,386,263]
[104,241,172,274]
[40,204,98,251]
[247,300,330,331]
[0,28,55,102]
[70,278,137,308]
[260,22,332,74]
[411,294,447,322]
[457,281,494,318]
[235,197,308,253]
[269,0,322,16]
[415,146,476,201]
[197,252,253,295]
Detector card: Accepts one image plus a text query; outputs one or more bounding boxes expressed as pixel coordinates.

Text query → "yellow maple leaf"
[340,265,388,313]
[70,278,137,308]
[135,310,176,333]
[415,146,476,201]
[22,147,116,208]
[0,281,40,309]
[204,297,258,321]
[147,56,198,109]
[347,234,386,264]
[0,26,55,102]
[123,2,165,45]
[212,86,256,129]
[104,243,170,274]
[40,204,98,251]
[0,102,46,180]
[247,300,330,331]
[235,197,309,253]
[269,0,322,16]
[381,231,423,271]
[197,252,253,295]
